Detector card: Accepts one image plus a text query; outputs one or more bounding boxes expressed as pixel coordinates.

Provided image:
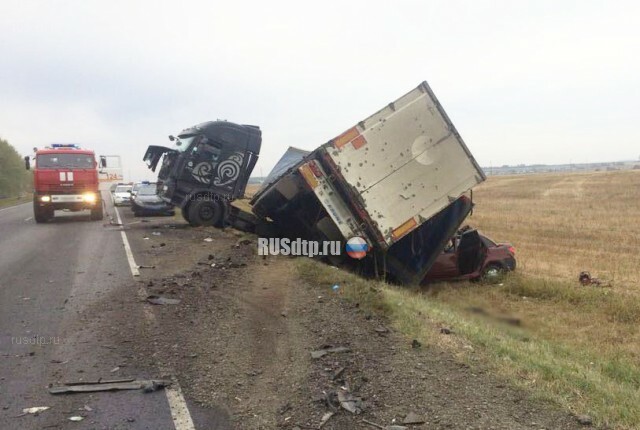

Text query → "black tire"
[214,199,229,228]
[33,200,52,223]
[188,197,223,227]
[181,204,191,223]
[90,203,104,221]
[481,263,504,283]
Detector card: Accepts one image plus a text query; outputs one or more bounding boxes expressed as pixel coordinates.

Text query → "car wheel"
[482,263,504,283]
[188,197,223,227]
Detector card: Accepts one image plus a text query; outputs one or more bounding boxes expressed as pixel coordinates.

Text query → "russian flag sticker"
[346,236,368,259]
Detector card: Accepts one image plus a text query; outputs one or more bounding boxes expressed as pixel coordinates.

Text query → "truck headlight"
[40,195,51,202]
[83,192,97,203]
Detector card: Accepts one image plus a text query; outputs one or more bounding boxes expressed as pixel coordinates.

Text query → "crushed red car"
[422,227,516,284]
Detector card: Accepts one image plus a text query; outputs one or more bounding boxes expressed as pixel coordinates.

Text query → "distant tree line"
[0,137,32,198]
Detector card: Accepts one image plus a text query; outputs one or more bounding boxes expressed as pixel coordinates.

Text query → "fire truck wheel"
[90,205,104,221]
[188,197,223,227]
[34,203,52,223]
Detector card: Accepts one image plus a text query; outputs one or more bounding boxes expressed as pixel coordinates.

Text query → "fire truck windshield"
[37,153,95,169]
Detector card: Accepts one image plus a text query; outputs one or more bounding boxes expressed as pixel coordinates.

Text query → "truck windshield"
[172,135,197,153]
[37,153,95,169]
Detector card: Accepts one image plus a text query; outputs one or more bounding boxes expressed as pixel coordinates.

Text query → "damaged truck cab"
[143,121,261,226]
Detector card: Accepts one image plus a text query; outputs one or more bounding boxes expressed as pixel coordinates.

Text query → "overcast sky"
[1,0,638,181]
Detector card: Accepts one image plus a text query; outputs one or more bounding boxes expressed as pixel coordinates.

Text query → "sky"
[1,0,639,181]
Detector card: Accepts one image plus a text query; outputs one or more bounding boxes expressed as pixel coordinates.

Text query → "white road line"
[113,206,196,430]
[113,207,140,277]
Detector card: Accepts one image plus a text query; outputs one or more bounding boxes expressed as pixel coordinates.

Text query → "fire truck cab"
[25,144,104,223]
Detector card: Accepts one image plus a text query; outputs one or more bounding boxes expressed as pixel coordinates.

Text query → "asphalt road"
[0,196,179,429]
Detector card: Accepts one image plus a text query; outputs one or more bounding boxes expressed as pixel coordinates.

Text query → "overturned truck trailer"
[252,82,486,284]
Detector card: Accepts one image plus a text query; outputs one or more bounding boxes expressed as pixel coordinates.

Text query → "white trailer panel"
[325,82,485,246]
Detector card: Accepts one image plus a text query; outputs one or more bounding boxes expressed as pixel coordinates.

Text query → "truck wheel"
[181,205,191,223]
[90,204,104,221]
[34,206,50,223]
[188,197,222,227]
[33,198,53,223]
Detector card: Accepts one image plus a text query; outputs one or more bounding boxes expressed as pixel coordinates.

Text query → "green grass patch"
[296,259,640,429]
[0,194,31,209]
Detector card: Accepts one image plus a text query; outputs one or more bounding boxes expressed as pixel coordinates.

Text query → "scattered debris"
[82,405,92,412]
[576,414,593,426]
[49,379,171,394]
[146,295,181,305]
[362,418,408,430]
[332,284,340,292]
[578,271,610,287]
[152,231,162,236]
[318,411,335,428]
[138,265,156,269]
[68,416,84,422]
[403,411,425,425]
[440,327,453,335]
[332,367,345,381]
[411,339,422,349]
[337,390,363,414]
[204,238,213,242]
[21,406,50,414]
[310,346,351,359]
[374,326,389,334]
[110,366,120,373]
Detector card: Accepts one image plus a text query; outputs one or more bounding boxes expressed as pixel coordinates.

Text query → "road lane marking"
[114,206,196,430]
[113,207,140,277]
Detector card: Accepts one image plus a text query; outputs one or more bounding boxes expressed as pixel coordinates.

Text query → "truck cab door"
[183,138,222,187]
[457,229,483,275]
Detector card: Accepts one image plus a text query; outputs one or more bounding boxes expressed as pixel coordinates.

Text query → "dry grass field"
[472,170,640,293]
[295,170,640,429]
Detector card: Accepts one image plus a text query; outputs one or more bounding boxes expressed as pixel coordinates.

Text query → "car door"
[457,229,483,275]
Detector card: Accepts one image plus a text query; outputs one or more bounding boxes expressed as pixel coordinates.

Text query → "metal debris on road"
[310,346,351,359]
[21,406,50,414]
[146,295,181,305]
[49,379,171,394]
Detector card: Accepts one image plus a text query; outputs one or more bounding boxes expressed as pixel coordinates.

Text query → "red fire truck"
[25,144,104,223]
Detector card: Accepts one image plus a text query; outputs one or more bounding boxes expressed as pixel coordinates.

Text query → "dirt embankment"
[113,216,588,430]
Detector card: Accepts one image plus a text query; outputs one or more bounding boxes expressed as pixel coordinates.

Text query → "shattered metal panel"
[259,146,311,193]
